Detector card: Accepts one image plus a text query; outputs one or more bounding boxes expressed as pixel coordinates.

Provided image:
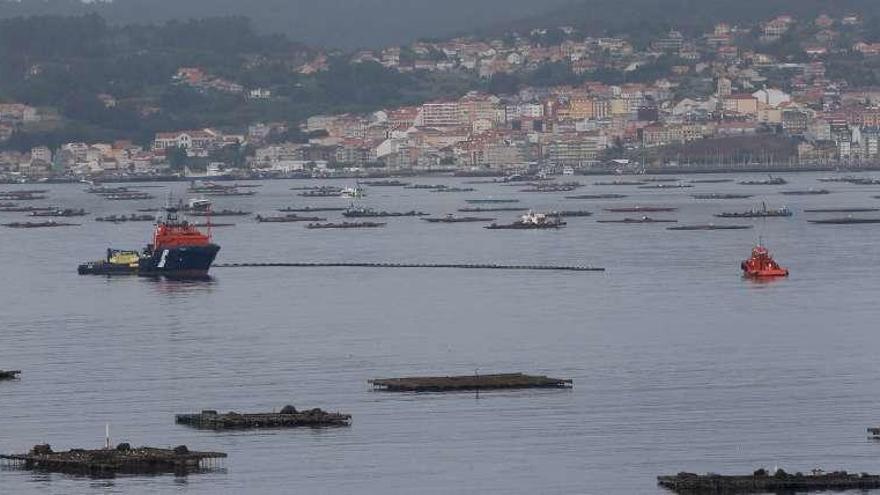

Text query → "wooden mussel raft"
[0,443,226,477]
[369,372,573,392]
[657,469,880,494]
[256,213,326,223]
[0,369,21,380]
[175,405,352,430]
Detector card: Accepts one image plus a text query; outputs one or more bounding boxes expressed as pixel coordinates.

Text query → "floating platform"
[692,194,754,200]
[565,194,627,199]
[804,207,880,213]
[343,208,428,218]
[637,184,693,189]
[95,214,156,223]
[594,180,646,186]
[186,210,251,217]
[605,206,677,213]
[431,187,476,193]
[360,180,409,187]
[0,370,21,380]
[780,189,830,195]
[465,199,520,204]
[458,206,525,212]
[553,210,593,217]
[306,222,386,229]
[668,224,753,231]
[369,373,573,392]
[0,444,226,477]
[256,214,326,223]
[278,206,347,213]
[689,179,734,184]
[598,217,676,224]
[2,221,80,228]
[422,216,495,223]
[808,217,880,224]
[657,469,880,494]
[176,406,351,430]
[30,208,88,217]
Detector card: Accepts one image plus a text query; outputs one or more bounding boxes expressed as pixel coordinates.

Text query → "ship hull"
[139,244,220,278]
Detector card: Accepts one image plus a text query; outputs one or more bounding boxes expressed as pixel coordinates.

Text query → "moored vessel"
[741,243,788,277]
[78,203,220,278]
[715,203,792,218]
[484,211,566,229]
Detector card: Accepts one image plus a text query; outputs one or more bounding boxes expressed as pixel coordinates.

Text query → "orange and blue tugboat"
[741,243,788,278]
[78,204,220,278]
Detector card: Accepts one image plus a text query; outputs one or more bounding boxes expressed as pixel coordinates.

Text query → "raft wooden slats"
[0,445,226,476]
[369,373,573,392]
[0,370,21,380]
[175,408,351,430]
[658,471,880,493]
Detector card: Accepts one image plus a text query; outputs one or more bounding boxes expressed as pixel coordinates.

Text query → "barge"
[657,469,880,494]
[175,405,351,430]
[0,443,226,477]
[369,372,573,392]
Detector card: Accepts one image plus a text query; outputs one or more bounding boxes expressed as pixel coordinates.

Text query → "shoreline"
[4,163,880,185]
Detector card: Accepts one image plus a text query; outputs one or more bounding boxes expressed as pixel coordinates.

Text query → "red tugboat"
[741,244,788,278]
[78,204,220,278]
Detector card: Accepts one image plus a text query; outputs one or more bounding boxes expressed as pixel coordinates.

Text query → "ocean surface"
[2,172,880,494]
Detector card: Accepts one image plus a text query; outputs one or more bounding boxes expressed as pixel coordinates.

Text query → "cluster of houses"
[7,13,880,177]
[0,103,40,143]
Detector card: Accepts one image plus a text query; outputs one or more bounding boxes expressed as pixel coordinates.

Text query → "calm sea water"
[2,172,880,494]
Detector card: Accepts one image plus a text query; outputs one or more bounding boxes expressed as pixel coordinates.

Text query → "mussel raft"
[657,469,880,494]
[0,444,226,477]
[175,405,352,430]
[369,373,573,392]
[0,369,21,380]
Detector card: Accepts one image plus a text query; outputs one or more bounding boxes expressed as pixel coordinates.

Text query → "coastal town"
[4,12,880,180]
